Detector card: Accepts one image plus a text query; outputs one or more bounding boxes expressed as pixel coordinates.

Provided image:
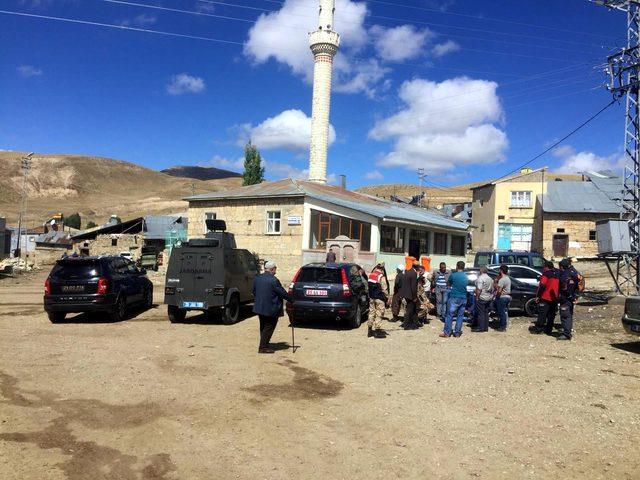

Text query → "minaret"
[308,0,340,184]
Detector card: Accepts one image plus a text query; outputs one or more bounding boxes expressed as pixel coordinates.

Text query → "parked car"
[622,296,640,336]
[474,251,545,271]
[163,219,259,324]
[487,264,541,286]
[286,263,369,328]
[464,268,538,316]
[44,255,153,323]
[119,251,134,261]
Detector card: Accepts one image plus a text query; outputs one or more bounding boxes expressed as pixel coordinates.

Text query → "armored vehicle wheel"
[47,312,66,323]
[347,304,362,329]
[168,305,186,323]
[223,294,240,325]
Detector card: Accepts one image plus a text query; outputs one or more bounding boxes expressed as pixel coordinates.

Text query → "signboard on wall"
[287,215,302,225]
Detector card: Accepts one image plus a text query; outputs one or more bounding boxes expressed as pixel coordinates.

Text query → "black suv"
[44,256,153,323]
[286,263,369,328]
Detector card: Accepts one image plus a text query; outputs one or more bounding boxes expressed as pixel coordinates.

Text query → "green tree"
[242,141,265,186]
[65,212,81,230]
[86,221,97,229]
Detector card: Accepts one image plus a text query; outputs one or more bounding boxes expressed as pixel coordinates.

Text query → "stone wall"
[536,212,615,258]
[73,234,142,258]
[188,198,305,278]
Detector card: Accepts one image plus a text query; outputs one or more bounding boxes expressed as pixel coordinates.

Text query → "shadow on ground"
[610,341,640,354]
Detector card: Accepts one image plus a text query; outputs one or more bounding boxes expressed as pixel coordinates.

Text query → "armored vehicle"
[163,220,259,324]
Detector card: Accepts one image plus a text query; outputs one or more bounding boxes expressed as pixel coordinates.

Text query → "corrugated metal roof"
[143,215,188,240]
[540,181,623,214]
[185,178,467,231]
[582,170,626,201]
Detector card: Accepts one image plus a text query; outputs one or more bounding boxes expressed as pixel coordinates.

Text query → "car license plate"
[305,289,328,297]
[62,285,84,292]
[182,301,204,308]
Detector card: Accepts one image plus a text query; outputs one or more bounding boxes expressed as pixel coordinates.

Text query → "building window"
[480,224,485,233]
[589,230,597,241]
[498,215,505,220]
[266,211,281,234]
[380,225,405,253]
[409,229,430,256]
[510,191,532,208]
[309,209,371,251]
[451,235,466,256]
[111,238,118,247]
[557,228,565,233]
[434,232,447,255]
[204,212,217,233]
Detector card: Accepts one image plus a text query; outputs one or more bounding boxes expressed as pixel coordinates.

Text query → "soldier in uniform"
[367,262,389,339]
[417,265,432,325]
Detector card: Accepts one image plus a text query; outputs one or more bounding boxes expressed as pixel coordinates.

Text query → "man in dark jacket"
[252,261,294,354]
[390,264,404,322]
[531,261,560,335]
[557,259,578,341]
[399,264,419,330]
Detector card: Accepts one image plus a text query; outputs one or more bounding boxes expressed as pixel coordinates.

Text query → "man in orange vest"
[367,262,389,338]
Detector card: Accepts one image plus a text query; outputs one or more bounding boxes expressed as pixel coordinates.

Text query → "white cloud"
[244,0,389,95]
[431,40,461,58]
[369,77,508,173]
[166,73,206,95]
[264,160,338,183]
[202,155,244,171]
[364,170,384,180]
[371,25,433,62]
[17,65,42,77]
[553,145,624,173]
[247,109,336,151]
[195,1,215,13]
[118,13,157,27]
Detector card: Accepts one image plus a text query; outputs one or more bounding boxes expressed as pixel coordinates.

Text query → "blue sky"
[0,0,626,188]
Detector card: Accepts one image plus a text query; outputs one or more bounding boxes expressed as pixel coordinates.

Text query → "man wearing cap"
[367,262,389,338]
[390,264,404,322]
[252,261,294,354]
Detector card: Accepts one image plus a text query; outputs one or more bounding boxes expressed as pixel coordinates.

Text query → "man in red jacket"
[531,261,560,335]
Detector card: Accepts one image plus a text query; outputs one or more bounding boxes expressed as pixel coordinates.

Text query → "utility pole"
[15,152,34,258]
[592,1,640,292]
[417,168,426,207]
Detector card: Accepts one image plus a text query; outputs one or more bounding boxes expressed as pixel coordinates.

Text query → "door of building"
[408,239,420,259]
[497,224,512,249]
[552,234,569,258]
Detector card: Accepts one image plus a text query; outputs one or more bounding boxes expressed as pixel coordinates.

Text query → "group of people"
[250,256,582,353]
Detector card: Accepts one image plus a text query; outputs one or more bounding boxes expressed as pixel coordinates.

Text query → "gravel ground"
[1,270,639,480]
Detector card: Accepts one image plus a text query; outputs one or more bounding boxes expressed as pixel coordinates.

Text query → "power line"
[1,7,601,77]
[491,99,618,183]
[98,0,608,58]
[256,0,619,47]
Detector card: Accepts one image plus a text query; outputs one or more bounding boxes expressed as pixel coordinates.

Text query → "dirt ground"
[1,270,639,480]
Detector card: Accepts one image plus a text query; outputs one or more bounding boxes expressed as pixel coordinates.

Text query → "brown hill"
[0,151,241,227]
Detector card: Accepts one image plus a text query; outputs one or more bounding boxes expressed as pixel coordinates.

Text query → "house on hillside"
[471,168,549,252]
[185,178,469,278]
[532,175,624,258]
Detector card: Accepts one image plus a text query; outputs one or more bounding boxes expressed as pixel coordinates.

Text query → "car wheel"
[348,304,362,329]
[144,286,153,309]
[110,295,127,322]
[223,294,240,325]
[168,305,186,323]
[524,298,538,317]
[47,312,66,323]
